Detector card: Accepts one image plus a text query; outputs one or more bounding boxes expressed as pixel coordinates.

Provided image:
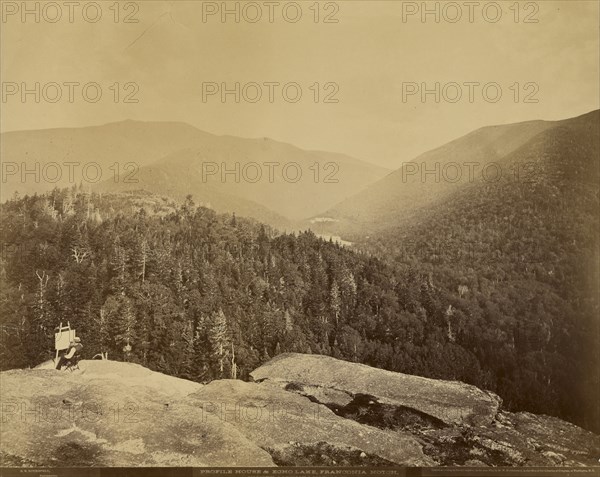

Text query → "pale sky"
[1,0,598,168]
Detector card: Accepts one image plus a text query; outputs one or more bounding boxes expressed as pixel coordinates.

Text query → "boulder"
[250,353,502,426]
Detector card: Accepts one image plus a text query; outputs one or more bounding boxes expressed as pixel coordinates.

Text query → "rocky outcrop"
[251,353,502,427]
[188,379,433,466]
[411,411,600,467]
[0,361,272,466]
[250,353,600,467]
[2,355,598,467]
[0,359,431,467]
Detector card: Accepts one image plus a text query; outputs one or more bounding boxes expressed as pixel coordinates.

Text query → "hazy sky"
[1,0,598,168]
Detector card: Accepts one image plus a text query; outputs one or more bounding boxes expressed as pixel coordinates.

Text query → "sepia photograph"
[0,1,599,476]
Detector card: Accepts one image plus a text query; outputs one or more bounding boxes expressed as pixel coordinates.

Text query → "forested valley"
[1,184,597,433]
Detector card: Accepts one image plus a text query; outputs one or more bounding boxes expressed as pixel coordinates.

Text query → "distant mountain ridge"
[311,110,598,239]
[99,135,389,224]
[0,120,389,226]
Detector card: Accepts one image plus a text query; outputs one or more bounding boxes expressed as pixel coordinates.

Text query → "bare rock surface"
[0,360,273,467]
[2,355,598,468]
[250,353,502,426]
[189,379,433,466]
[413,411,600,467]
[250,354,599,467]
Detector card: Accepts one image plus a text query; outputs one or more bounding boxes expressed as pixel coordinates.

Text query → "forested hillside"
[2,188,472,384]
[1,180,598,433]
[365,111,600,432]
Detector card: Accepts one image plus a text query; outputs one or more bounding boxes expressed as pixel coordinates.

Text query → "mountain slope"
[312,112,597,239]
[0,121,389,225]
[0,120,209,198]
[368,109,600,431]
[98,137,389,222]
